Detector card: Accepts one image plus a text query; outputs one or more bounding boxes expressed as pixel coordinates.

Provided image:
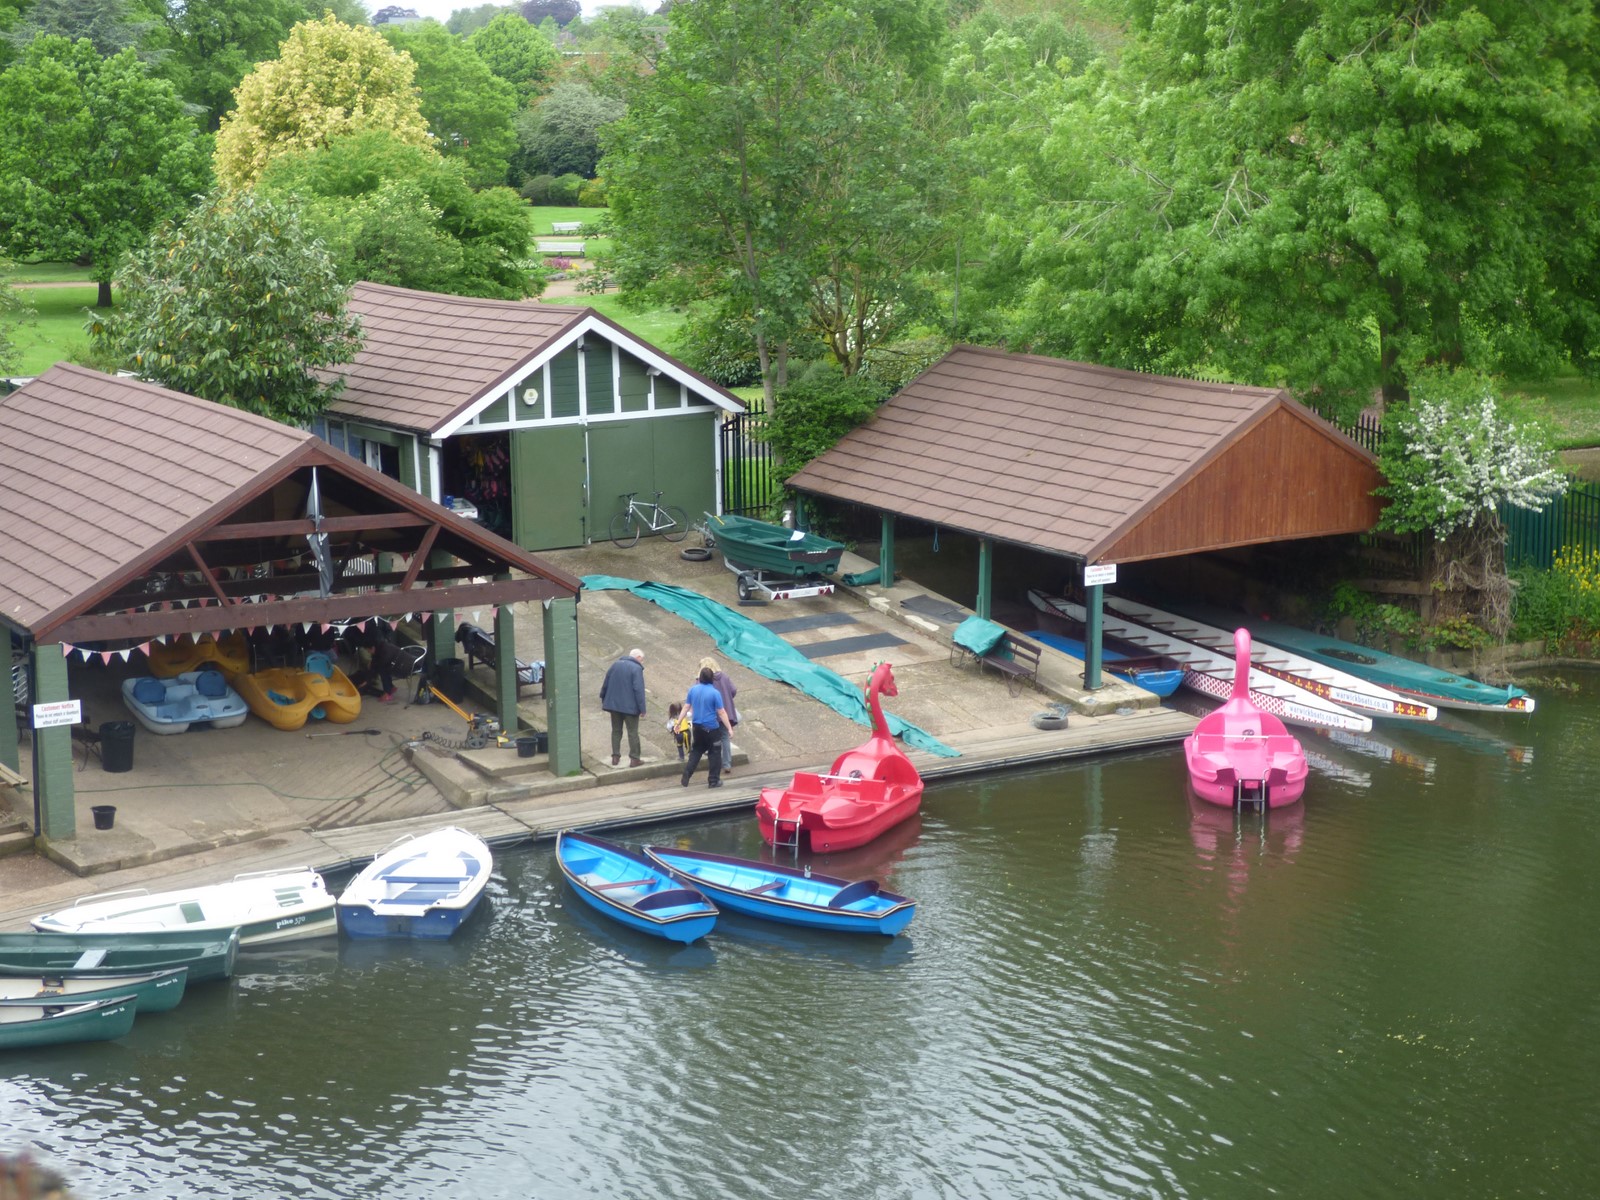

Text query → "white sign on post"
[1083,562,1118,588]
[32,699,82,729]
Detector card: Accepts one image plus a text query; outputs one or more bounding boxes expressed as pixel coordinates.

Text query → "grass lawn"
[552,291,687,350]
[9,285,105,376]
[1,261,95,285]
[527,206,606,236]
[1506,368,1600,449]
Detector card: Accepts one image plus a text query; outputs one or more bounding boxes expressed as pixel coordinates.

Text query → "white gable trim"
[433,314,742,439]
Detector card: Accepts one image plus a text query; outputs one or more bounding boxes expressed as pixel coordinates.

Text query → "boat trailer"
[725,556,836,604]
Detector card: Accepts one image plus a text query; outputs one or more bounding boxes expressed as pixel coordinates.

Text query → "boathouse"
[785,346,1383,684]
[317,283,745,550]
[0,365,584,846]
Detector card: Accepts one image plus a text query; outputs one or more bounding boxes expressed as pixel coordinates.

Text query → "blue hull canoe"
[644,846,915,936]
[557,831,717,944]
[1024,629,1183,697]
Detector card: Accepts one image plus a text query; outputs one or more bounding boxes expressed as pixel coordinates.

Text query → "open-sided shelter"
[0,365,584,845]
[786,346,1383,684]
[317,283,745,550]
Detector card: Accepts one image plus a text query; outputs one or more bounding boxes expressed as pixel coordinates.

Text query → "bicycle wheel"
[661,505,690,542]
[609,510,640,548]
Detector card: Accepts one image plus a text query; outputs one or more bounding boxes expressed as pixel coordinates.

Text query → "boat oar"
[305,728,386,739]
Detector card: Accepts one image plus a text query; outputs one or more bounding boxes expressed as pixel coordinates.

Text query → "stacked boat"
[1030,590,1535,732]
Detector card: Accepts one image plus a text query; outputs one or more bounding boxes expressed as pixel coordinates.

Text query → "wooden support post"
[879,512,895,589]
[493,598,517,737]
[1084,582,1104,690]
[428,550,456,664]
[31,644,75,840]
[541,596,581,775]
[0,632,18,774]
[976,538,993,620]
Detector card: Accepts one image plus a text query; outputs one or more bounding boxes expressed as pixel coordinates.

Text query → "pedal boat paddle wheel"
[757,662,925,853]
[1184,627,1308,810]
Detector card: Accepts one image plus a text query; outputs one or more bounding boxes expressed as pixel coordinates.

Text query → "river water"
[4,673,1597,1199]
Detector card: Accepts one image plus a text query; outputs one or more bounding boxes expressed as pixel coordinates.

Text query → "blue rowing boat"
[1023,629,1184,697]
[643,846,916,936]
[557,831,718,944]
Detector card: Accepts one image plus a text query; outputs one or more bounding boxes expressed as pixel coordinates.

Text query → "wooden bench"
[977,632,1042,696]
[550,221,584,233]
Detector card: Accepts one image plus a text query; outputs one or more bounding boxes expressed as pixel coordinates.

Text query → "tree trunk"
[96,279,112,309]
[1425,516,1511,637]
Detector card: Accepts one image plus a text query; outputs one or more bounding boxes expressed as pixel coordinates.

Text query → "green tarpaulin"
[582,576,959,758]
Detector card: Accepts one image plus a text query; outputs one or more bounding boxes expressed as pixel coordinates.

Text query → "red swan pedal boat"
[756,662,925,853]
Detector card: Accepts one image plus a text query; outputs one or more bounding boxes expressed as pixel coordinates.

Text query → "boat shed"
[317,283,745,550]
[785,345,1383,685]
[0,364,584,845]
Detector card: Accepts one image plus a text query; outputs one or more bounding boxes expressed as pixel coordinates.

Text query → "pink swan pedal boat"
[1184,627,1308,809]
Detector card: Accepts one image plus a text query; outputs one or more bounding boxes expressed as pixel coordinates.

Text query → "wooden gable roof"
[786,346,1382,564]
[0,365,581,641]
[329,282,742,436]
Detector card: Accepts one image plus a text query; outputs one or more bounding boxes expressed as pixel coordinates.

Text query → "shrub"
[674,304,763,387]
[552,173,585,204]
[1511,546,1600,650]
[519,174,557,203]
[763,363,890,480]
[577,176,607,207]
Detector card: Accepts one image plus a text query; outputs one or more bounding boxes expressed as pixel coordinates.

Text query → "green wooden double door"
[509,415,718,551]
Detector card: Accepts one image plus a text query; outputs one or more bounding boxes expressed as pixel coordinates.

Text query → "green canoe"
[0,993,138,1050]
[0,966,187,1014]
[0,929,239,983]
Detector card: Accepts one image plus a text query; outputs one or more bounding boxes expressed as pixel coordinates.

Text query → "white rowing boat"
[1102,597,1438,722]
[1032,592,1372,732]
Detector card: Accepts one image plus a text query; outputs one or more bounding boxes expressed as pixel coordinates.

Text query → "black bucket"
[91,805,116,830]
[516,732,548,758]
[99,720,135,773]
[432,657,467,704]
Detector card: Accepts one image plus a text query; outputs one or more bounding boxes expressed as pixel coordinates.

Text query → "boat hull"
[233,655,361,731]
[757,778,923,853]
[704,513,844,579]
[644,846,916,936]
[146,633,249,679]
[0,931,240,983]
[0,994,139,1049]
[122,671,250,735]
[557,831,717,944]
[1024,629,1182,697]
[31,869,337,946]
[0,967,187,1014]
[336,826,493,940]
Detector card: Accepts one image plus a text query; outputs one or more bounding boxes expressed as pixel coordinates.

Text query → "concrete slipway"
[0,537,1193,930]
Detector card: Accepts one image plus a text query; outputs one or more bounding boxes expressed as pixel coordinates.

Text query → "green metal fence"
[1501,480,1600,570]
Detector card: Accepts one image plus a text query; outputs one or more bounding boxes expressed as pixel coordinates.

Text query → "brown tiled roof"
[0,365,311,635]
[330,282,743,434]
[786,345,1376,563]
[330,283,589,432]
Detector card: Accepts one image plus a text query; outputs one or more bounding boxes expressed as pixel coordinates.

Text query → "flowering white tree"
[1377,369,1567,634]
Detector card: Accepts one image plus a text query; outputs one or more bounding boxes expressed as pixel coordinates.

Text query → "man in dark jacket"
[599,648,646,766]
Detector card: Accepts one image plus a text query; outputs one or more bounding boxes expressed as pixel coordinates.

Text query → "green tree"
[448,4,511,37]
[0,37,211,309]
[4,0,155,57]
[515,79,623,178]
[214,14,431,191]
[0,275,31,376]
[380,20,519,187]
[89,190,362,423]
[257,128,535,299]
[140,0,314,130]
[961,0,1600,419]
[468,10,558,102]
[603,0,953,404]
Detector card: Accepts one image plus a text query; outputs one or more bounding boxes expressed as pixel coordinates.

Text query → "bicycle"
[610,491,689,548]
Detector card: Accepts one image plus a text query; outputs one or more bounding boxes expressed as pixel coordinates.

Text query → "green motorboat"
[0,929,240,984]
[702,512,844,578]
[0,966,187,1013]
[0,993,138,1050]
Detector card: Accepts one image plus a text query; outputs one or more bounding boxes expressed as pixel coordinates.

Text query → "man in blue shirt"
[681,666,734,788]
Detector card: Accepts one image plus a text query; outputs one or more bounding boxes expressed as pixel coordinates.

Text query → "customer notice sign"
[32,700,82,729]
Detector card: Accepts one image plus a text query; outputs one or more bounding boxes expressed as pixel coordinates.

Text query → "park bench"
[455,622,544,698]
[950,617,1041,696]
[550,221,584,233]
[535,239,585,256]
